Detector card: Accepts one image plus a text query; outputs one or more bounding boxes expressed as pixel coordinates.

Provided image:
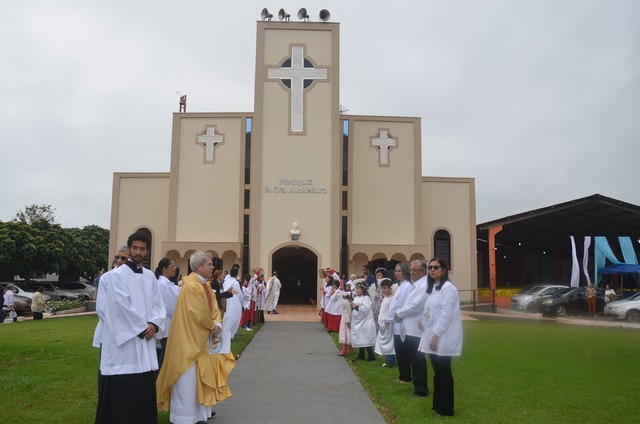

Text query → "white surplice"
[157,275,180,336]
[221,276,242,349]
[350,294,376,348]
[97,264,166,375]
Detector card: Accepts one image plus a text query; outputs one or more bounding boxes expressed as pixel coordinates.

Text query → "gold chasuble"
[157,273,236,410]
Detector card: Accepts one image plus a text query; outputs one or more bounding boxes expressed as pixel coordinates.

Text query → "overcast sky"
[1,0,639,229]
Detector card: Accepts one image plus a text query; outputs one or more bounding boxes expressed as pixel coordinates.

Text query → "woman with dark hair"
[210,269,236,316]
[418,258,463,417]
[31,286,49,320]
[320,273,333,329]
[155,258,180,369]
[387,262,413,383]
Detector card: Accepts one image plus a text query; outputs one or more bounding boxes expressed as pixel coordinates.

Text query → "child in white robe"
[374,278,396,367]
[338,283,354,356]
[350,281,377,361]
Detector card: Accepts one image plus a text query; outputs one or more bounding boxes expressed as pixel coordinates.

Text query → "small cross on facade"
[267,45,328,134]
[197,126,224,163]
[371,129,397,166]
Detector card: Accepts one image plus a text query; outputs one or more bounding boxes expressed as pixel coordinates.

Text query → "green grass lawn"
[1,316,638,423]
[333,320,640,424]
[0,315,260,424]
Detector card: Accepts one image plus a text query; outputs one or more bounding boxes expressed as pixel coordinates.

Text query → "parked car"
[603,292,640,322]
[55,281,96,300]
[24,282,84,301]
[510,284,567,311]
[0,282,52,303]
[12,295,32,315]
[538,287,606,317]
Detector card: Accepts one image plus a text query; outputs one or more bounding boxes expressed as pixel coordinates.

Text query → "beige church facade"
[109,19,477,303]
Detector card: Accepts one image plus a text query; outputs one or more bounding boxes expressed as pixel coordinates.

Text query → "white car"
[510,284,567,312]
[603,292,640,322]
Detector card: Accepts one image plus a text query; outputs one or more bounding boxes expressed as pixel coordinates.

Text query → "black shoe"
[272,310,279,314]
[412,392,428,398]
[267,311,271,314]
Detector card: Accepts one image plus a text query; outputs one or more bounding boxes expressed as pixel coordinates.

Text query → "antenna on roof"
[177,91,187,113]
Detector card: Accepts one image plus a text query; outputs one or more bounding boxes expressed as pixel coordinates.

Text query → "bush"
[48,299,85,312]
[478,288,521,297]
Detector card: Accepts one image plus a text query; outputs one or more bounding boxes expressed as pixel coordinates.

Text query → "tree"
[0,216,109,282]
[0,220,39,280]
[59,225,110,282]
[14,204,59,225]
[0,219,68,280]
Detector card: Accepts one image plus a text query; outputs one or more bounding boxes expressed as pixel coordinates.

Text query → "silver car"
[603,292,640,322]
[25,282,84,301]
[55,282,96,300]
[0,282,52,303]
[510,284,567,311]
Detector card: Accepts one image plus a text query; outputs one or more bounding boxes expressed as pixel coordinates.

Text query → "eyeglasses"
[427,265,442,271]
[115,255,128,261]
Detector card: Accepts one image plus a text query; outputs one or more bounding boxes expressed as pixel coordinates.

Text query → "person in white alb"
[394,259,429,398]
[375,278,396,367]
[155,257,180,370]
[157,251,235,424]
[222,267,242,343]
[387,263,413,382]
[418,257,462,417]
[265,271,282,314]
[95,231,166,424]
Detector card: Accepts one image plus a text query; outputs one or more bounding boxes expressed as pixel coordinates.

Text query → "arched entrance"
[272,246,317,305]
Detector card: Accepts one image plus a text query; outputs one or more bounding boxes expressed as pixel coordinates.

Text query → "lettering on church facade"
[264,177,327,194]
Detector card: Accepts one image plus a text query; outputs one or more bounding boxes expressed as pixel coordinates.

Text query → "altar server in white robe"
[350,281,377,361]
[221,267,242,348]
[95,231,166,424]
[375,278,397,367]
[324,279,343,332]
[155,257,180,369]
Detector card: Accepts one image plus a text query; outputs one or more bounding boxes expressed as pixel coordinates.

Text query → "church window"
[434,229,452,270]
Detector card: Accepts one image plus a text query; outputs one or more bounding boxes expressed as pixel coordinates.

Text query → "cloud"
[1,0,639,228]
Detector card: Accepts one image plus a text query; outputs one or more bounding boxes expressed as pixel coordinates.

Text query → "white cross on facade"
[267,45,328,133]
[371,130,397,166]
[197,126,223,163]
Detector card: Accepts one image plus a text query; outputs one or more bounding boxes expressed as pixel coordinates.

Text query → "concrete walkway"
[213,321,386,424]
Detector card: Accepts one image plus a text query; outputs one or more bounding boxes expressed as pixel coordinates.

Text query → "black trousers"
[429,354,454,416]
[405,335,428,396]
[33,311,43,320]
[357,346,375,360]
[157,337,168,371]
[95,371,157,424]
[393,334,412,382]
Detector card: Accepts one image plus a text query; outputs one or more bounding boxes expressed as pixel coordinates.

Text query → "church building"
[109,15,477,303]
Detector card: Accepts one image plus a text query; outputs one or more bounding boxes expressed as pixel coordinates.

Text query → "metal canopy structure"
[477,194,640,288]
[478,194,640,255]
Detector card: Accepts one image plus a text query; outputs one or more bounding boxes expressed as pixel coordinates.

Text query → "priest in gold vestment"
[157,251,235,424]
